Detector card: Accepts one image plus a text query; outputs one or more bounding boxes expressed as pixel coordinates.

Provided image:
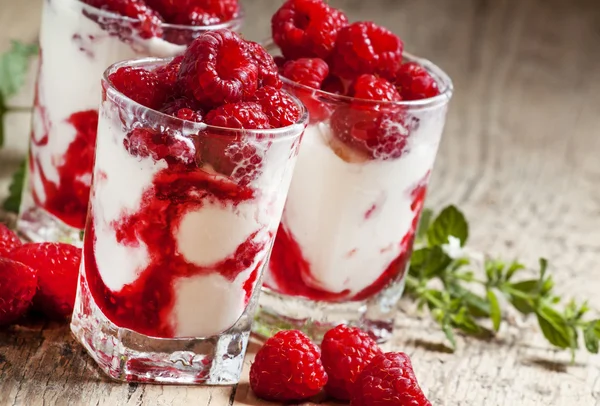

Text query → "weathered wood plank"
[1,0,600,405]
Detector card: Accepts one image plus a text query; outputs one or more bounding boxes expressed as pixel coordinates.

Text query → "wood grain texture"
[1,0,599,405]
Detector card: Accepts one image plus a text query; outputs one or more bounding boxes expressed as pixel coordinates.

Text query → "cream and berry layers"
[264,0,450,301]
[81,30,306,338]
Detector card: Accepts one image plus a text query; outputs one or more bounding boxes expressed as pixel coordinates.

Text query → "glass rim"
[77,0,245,32]
[264,40,453,109]
[102,57,309,138]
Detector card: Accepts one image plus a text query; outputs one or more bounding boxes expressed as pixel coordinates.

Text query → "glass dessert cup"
[17,0,243,245]
[70,58,307,385]
[255,52,453,343]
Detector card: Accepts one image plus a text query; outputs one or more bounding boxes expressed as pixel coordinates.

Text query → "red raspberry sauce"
[30,56,97,229]
[84,148,270,338]
[267,172,430,302]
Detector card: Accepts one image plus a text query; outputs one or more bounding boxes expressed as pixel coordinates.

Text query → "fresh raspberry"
[0,223,22,257]
[178,30,258,106]
[247,41,282,89]
[109,67,166,110]
[146,0,239,22]
[251,86,301,128]
[321,325,383,400]
[282,58,329,89]
[271,0,348,60]
[196,0,240,22]
[160,98,204,122]
[351,352,432,406]
[330,22,404,80]
[395,62,440,100]
[321,75,345,94]
[124,128,196,165]
[250,330,328,402]
[350,74,402,102]
[0,258,37,326]
[330,107,410,160]
[9,243,81,320]
[205,102,270,129]
[171,7,222,25]
[83,0,163,39]
[199,135,264,186]
[154,55,183,93]
[273,56,287,69]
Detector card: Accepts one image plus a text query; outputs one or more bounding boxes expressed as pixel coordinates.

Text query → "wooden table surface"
[1,0,600,405]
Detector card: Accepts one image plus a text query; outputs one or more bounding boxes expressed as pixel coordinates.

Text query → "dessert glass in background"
[17,0,242,244]
[256,51,453,343]
[70,58,307,384]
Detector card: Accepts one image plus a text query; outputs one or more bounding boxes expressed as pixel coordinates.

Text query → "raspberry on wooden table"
[178,30,258,106]
[249,330,328,402]
[0,258,37,326]
[205,102,271,129]
[351,352,432,406]
[321,324,383,400]
[350,74,402,102]
[109,66,167,110]
[0,223,22,257]
[9,243,82,320]
[251,86,301,128]
[330,21,404,81]
[395,61,440,100]
[271,0,348,60]
[282,58,329,89]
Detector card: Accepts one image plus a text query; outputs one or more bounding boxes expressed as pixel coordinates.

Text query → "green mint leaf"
[0,40,38,98]
[2,159,25,213]
[509,279,539,294]
[445,282,490,317]
[535,306,572,349]
[587,319,600,339]
[427,205,469,247]
[584,323,599,354]
[423,246,452,278]
[451,308,481,335]
[508,295,536,315]
[487,289,502,331]
[505,260,525,281]
[409,247,430,272]
[442,322,457,349]
[416,208,433,243]
[0,93,5,147]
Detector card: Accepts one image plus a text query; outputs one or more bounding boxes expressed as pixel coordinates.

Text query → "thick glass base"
[71,271,250,385]
[254,278,406,344]
[17,203,83,246]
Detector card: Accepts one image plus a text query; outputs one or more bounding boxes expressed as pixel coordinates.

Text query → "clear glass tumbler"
[17,0,242,245]
[255,52,453,343]
[70,58,307,384]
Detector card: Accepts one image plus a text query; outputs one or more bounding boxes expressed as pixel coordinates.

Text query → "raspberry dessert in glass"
[255,0,453,342]
[17,0,243,244]
[70,30,307,384]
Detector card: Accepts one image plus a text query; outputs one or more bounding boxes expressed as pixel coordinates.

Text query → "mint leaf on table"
[407,205,600,358]
[2,159,25,213]
[0,40,38,147]
[426,205,469,246]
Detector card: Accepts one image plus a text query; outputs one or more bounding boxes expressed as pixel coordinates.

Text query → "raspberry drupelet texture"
[144,0,240,25]
[250,330,328,402]
[205,102,270,129]
[330,21,404,81]
[160,97,204,122]
[350,74,402,102]
[321,325,383,400]
[109,66,167,110]
[395,61,440,100]
[247,41,283,89]
[154,55,184,93]
[0,223,22,257]
[282,58,329,89]
[178,29,258,106]
[271,0,348,60]
[0,258,37,326]
[251,86,301,128]
[9,243,82,320]
[83,0,164,39]
[351,352,432,406]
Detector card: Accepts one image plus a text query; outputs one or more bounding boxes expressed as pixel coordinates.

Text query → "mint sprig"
[0,40,38,147]
[407,205,600,358]
[2,159,25,213]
